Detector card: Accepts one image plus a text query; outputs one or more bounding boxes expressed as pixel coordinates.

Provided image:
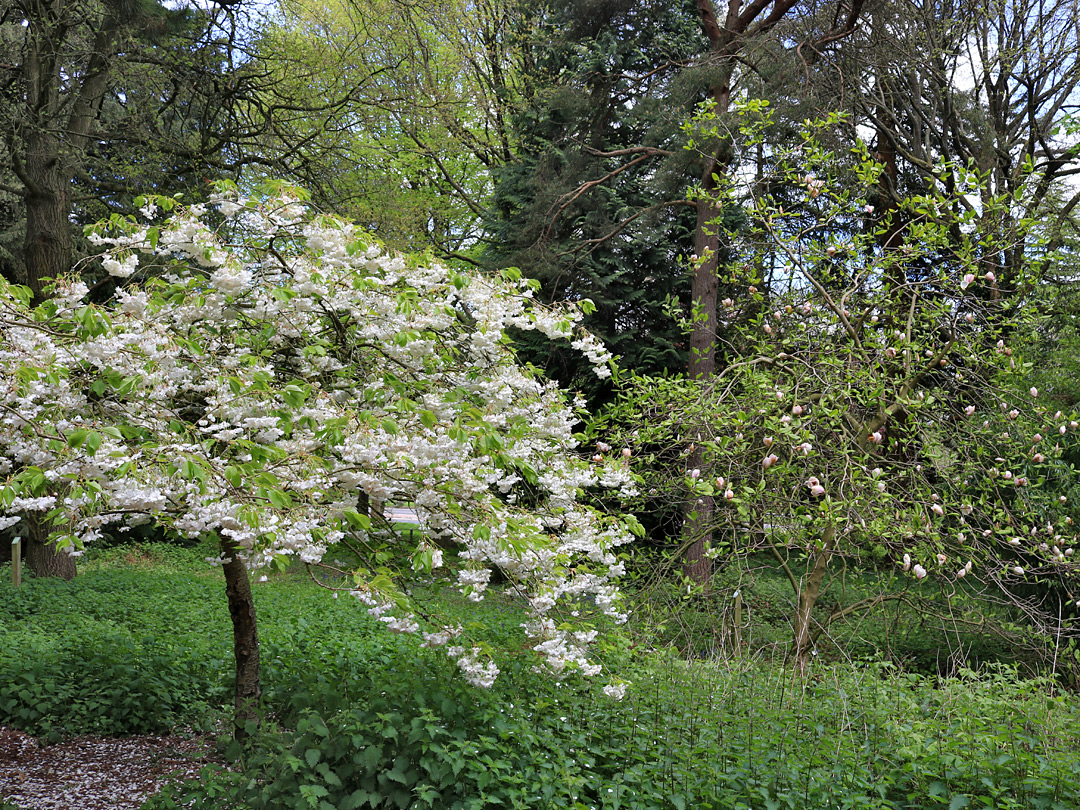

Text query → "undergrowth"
[0,542,1078,809]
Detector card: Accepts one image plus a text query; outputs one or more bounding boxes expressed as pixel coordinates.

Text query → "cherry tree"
[606,107,1080,671]
[0,184,638,733]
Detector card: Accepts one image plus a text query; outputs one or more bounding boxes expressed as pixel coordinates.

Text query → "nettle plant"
[0,183,637,727]
[609,107,1080,670]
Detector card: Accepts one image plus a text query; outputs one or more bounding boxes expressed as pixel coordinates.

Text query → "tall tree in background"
[486,0,706,400]
[0,0,356,576]
[258,0,524,258]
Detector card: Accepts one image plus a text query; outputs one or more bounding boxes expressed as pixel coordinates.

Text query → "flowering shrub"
[0,183,637,687]
[607,106,1080,668]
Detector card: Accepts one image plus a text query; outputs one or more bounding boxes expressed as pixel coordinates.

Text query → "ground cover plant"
[3,545,1080,809]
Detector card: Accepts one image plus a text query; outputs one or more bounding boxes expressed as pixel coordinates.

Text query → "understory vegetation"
[2,542,1079,809]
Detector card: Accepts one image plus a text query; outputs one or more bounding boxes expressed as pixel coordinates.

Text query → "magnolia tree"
[603,108,1080,671]
[0,184,639,731]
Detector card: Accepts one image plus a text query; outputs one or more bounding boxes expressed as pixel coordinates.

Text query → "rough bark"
[22,514,76,581]
[221,538,260,740]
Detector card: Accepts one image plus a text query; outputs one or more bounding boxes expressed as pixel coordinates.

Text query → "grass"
[1,541,1079,809]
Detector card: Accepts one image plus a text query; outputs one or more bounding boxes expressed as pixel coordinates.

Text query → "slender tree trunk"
[680,66,732,586]
[221,538,261,740]
[22,514,76,580]
[791,524,835,673]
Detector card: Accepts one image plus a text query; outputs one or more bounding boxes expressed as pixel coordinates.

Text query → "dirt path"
[0,725,217,809]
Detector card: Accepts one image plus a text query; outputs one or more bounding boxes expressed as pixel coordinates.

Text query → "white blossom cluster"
[0,186,636,688]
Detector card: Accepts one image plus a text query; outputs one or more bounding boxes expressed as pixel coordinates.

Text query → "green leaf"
[84,432,103,455]
[224,466,243,488]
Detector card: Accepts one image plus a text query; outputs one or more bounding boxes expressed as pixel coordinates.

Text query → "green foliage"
[0,631,217,741]
[1,546,1078,808]
[150,652,1080,810]
[485,0,707,402]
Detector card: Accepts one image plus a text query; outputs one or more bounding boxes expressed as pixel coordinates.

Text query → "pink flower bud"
[869,431,883,444]
[763,324,772,334]
[885,347,897,359]
[902,553,911,571]
[1030,387,1039,397]
[622,448,632,458]
[964,405,975,416]
[1011,565,1025,576]
[985,271,996,282]
[965,313,974,323]
[913,564,927,579]
[810,484,826,497]
[932,504,944,517]
[690,468,700,479]
[792,405,804,416]
[961,273,975,289]
[724,489,735,501]
[1033,453,1045,463]
[826,246,836,257]
[937,553,947,564]
[956,567,966,578]
[763,436,774,448]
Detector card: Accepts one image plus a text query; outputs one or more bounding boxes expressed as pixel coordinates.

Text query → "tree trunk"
[22,514,76,580]
[221,538,261,740]
[680,64,732,585]
[21,129,71,305]
[791,524,835,672]
[681,467,714,586]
